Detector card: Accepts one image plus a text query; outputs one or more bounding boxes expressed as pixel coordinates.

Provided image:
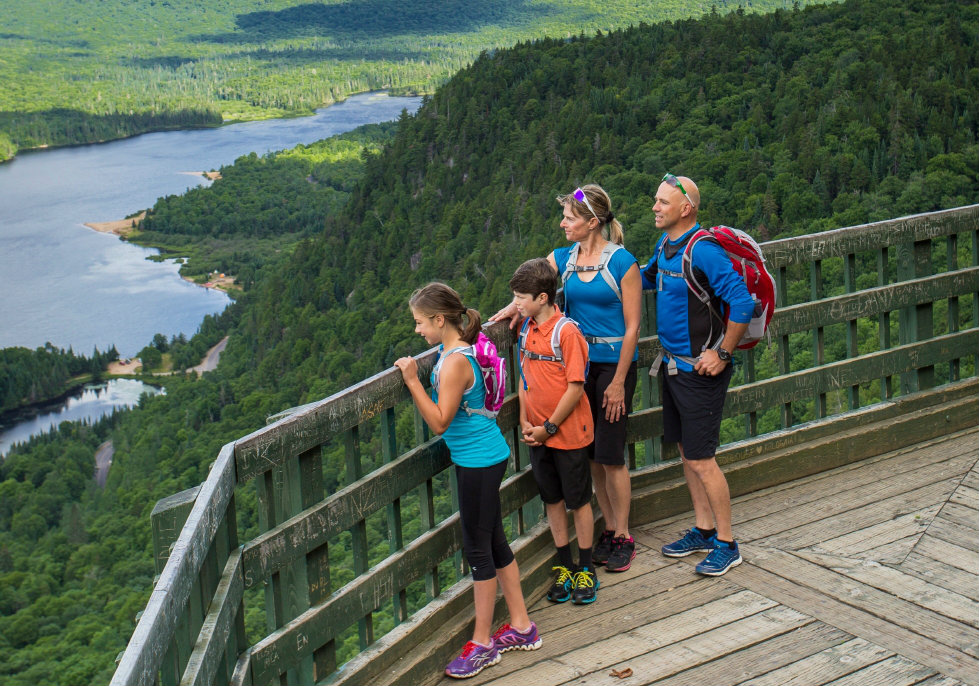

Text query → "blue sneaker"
[662,528,716,558]
[695,538,742,576]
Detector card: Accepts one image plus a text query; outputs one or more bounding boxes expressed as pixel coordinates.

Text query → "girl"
[394,282,540,679]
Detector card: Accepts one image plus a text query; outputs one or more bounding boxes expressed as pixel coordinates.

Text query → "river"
[0,91,422,357]
[0,91,422,450]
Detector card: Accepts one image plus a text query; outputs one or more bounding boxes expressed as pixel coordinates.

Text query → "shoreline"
[84,211,146,237]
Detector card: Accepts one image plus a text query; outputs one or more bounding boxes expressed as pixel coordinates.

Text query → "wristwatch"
[716,348,732,363]
[543,420,559,436]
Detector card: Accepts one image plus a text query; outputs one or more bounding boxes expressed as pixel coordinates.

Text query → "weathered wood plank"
[460,560,719,685]
[913,535,979,576]
[731,553,979,683]
[723,330,978,418]
[796,550,979,628]
[112,442,238,686]
[938,502,979,531]
[749,548,979,658]
[898,552,979,602]
[649,622,851,686]
[761,206,979,268]
[477,594,791,686]
[558,606,812,686]
[927,516,979,553]
[816,654,937,686]
[950,485,979,510]
[737,636,894,686]
[852,535,923,565]
[912,675,969,686]
[749,471,966,549]
[805,505,939,557]
[182,549,245,686]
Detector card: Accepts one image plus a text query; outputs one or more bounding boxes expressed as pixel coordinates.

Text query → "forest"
[0,0,976,682]
[0,0,827,161]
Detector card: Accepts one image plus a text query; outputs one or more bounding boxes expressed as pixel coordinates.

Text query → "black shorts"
[529,445,593,510]
[584,361,638,466]
[661,364,733,460]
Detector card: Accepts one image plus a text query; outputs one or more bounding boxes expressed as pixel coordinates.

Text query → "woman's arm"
[394,354,471,435]
[489,252,559,329]
[602,263,641,422]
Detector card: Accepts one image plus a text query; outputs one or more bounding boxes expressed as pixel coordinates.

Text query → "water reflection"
[0,378,163,457]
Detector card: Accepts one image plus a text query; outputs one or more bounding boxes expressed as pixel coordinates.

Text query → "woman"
[395,283,540,679]
[492,184,641,573]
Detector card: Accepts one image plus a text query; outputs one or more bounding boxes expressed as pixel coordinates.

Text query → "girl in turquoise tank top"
[395,283,540,679]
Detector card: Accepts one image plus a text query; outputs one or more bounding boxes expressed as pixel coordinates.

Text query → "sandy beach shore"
[85,211,146,237]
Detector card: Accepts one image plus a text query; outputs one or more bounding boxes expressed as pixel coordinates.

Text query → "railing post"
[344,426,374,650]
[810,259,827,418]
[151,486,201,686]
[844,252,860,409]
[897,238,935,393]
[877,247,893,399]
[380,407,408,625]
[776,265,791,427]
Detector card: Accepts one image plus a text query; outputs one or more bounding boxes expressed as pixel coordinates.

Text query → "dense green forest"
[0,345,119,414]
[133,121,400,283]
[0,0,832,161]
[1,0,976,682]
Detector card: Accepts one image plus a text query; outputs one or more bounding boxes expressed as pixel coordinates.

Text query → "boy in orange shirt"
[510,258,598,604]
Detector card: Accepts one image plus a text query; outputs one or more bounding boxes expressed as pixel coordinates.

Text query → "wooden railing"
[112,206,979,686]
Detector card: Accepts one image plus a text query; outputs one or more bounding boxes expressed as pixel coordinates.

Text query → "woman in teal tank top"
[395,283,540,679]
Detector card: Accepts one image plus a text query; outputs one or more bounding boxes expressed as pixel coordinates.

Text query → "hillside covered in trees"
[0,0,976,682]
[0,0,831,161]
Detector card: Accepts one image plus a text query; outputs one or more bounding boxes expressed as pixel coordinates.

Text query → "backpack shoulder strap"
[561,243,581,287]
[432,345,474,394]
[549,316,572,363]
[596,243,624,302]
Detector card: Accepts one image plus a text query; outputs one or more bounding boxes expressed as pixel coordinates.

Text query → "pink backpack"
[432,331,506,419]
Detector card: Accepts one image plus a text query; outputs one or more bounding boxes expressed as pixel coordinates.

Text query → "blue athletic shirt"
[553,243,639,364]
[641,224,755,372]
[431,346,510,468]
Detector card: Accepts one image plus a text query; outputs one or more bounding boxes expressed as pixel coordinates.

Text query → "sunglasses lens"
[573,188,585,202]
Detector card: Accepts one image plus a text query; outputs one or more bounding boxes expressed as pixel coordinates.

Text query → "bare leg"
[495,559,532,632]
[571,502,594,549]
[545,501,570,547]
[680,446,733,541]
[590,461,614,533]
[603,463,632,537]
[472,579,497,646]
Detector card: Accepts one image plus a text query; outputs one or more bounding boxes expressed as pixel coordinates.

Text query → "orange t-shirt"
[519,310,593,450]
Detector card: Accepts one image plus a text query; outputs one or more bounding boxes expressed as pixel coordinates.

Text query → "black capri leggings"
[456,460,514,581]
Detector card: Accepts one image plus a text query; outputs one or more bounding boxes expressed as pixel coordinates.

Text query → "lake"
[0,92,422,358]
[0,379,164,457]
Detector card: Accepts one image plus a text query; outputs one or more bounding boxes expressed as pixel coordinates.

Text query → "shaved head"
[676,176,700,209]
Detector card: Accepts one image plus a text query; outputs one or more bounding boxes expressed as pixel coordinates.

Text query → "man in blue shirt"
[642,174,755,576]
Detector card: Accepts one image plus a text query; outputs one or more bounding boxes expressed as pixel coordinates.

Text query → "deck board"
[434,428,979,686]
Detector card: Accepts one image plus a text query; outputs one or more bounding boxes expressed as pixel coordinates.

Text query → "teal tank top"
[431,346,510,468]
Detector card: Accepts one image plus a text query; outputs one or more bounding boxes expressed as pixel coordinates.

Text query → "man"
[642,173,756,576]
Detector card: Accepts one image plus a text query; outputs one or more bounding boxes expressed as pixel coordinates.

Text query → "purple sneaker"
[445,640,500,679]
[492,622,542,653]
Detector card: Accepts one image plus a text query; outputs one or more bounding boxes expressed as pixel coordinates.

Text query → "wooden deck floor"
[440,427,979,686]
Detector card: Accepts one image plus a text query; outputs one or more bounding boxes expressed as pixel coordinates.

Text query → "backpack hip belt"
[649,350,702,377]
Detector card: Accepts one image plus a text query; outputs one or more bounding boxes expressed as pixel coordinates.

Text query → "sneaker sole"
[445,652,501,679]
[546,591,571,603]
[661,547,712,558]
[696,555,743,576]
[497,638,543,653]
[605,551,637,572]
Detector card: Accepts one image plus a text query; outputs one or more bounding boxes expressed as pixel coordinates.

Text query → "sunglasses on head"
[662,173,695,207]
[572,187,599,221]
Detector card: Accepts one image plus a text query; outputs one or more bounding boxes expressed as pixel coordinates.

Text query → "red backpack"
[681,226,776,350]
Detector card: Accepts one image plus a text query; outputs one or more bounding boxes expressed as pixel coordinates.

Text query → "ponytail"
[461,307,482,344]
[607,218,624,245]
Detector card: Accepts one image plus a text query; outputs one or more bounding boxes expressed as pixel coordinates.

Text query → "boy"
[509,258,598,604]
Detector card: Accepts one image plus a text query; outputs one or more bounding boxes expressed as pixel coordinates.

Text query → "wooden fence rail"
[111,206,979,686]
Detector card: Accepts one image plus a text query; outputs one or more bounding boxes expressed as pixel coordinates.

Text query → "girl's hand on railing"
[394,357,420,386]
[489,300,521,330]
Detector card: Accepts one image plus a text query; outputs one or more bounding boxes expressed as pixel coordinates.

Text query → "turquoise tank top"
[431,346,510,468]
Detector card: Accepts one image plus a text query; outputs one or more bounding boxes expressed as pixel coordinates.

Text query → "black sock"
[696,526,717,539]
[557,544,574,569]
[715,538,736,549]
[578,546,593,570]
